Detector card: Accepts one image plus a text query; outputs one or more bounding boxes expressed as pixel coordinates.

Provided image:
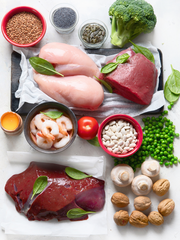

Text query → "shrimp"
[34,113,51,131]
[30,117,38,135]
[41,120,59,140]
[54,134,70,148]
[56,116,73,136]
[36,132,53,150]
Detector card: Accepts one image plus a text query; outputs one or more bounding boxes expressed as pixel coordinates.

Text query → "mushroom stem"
[147,162,157,172]
[118,171,129,182]
[137,181,148,191]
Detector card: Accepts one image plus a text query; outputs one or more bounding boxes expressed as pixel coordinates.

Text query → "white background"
[0,0,180,239]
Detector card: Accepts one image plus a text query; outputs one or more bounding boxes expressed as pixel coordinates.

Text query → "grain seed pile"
[6,11,43,44]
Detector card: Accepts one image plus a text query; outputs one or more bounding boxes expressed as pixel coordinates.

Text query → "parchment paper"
[13,42,165,118]
[1,152,107,237]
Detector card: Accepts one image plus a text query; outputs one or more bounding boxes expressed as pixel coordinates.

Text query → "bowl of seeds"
[78,19,108,49]
[1,6,46,47]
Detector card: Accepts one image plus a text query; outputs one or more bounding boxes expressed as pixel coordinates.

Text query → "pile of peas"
[114,110,179,172]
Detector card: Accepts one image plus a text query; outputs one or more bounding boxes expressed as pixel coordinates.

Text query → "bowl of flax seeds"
[1,6,47,47]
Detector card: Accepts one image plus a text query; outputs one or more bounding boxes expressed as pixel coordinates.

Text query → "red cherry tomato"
[77,116,99,140]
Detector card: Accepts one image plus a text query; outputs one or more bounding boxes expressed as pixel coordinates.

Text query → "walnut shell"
[129,210,148,228]
[153,179,170,196]
[111,192,129,208]
[134,196,151,211]
[148,211,164,226]
[114,210,129,226]
[158,199,175,216]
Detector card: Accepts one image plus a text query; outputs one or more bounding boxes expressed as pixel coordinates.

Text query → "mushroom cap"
[111,164,134,187]
[131,175,153,195]
[141,160,160,177]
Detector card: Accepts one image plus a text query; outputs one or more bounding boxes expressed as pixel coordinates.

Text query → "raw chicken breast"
[39,42,100,78]
[33,72,104,110]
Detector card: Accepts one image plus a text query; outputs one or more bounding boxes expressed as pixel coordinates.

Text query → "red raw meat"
[99,47,158,105]
[5,162,105,221]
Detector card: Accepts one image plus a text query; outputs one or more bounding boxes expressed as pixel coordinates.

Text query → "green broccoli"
[109,0,157,48]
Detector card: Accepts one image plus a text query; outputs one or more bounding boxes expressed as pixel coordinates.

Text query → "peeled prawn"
[54,135,70,148]
[56,116,73,136]
[34,113,51,131]
[41,120,59,140]
[36,132,53,149]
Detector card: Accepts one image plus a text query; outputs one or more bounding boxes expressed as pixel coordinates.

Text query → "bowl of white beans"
[98,114,143,158]
[24,101,77,154]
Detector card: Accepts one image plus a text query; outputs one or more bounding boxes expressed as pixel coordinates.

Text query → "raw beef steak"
[5,162,105,221]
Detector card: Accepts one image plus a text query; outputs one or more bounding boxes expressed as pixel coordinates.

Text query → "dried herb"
[65,167,92,180]
[101,53,130,74]
[31,176,48,199]
[29,57,64,77]
[129,40,155,64]
[41,111,63,119]
[67,208,95,219]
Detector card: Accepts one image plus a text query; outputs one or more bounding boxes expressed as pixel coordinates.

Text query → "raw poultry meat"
[39,42,100,78]
[99,47,158,105]
[33,72,104,110]
[5,162,105,221]
[33,42,104,110]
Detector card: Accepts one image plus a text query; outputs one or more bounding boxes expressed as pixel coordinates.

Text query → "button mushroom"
[111,164,134,187]
[141,160,160,177]
[131,175,153,195]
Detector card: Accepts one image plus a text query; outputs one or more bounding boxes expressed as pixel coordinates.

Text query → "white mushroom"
[141,160,160,177]
[111,164,134,187]
[131,175,153,195]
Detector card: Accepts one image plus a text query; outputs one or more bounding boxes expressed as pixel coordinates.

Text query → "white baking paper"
[1,152,107,237]
[14,42,165,118]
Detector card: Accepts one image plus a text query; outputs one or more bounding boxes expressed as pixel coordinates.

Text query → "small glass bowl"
[49,3,79,34]
[78,19,108,49]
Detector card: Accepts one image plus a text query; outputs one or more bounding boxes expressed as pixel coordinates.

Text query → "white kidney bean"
[101,119,138,154]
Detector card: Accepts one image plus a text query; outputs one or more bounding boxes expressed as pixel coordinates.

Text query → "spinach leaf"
[164,80,179,103]
[31,176,48,199]
[129,40,155,64]
[116,53,130,64]
[94,76,113,93]
[67,208,95,219]
[87,136,100,147]
[65,167,92,180]
[101,53,130,74]
[167,65,180,94]
[101,62,118,74]
[29,57,64,77]
[41,111,63,119]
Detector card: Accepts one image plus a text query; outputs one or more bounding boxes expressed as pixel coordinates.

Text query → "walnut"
[148,211,164,226]
[114,210,129,226]
[153,179,170,196]
[111,192,129,208]
[158,199,175,216]
[129,210,148,228]
[134,196,151,211]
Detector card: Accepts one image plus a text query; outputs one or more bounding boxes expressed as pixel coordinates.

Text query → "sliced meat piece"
[99,49,157,105]
[5,162,105,221]
[39,42,100,78]
[33,72,104,110]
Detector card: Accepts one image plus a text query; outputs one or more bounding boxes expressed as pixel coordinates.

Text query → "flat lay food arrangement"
[0,0,180,239]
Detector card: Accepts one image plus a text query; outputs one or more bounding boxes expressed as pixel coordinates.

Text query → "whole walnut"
[134,196,151,211]
[148,211,164,226]
[153,179,170,196]
[129,210,148,228]
[114,210,129,226]
[111,192,129,208]
[158,199,175,216]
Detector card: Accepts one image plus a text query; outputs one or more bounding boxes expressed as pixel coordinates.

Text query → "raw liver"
[5,162,105,221]
[99,48,157,105]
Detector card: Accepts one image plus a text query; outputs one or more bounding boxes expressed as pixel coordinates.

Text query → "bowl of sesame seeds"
[1,6,47,47]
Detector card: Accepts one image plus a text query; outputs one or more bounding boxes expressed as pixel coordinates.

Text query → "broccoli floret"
[109,0,157,48]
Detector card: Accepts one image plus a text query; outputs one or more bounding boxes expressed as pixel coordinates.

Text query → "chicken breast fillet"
[39,42,100,78]
[33,72,104,110]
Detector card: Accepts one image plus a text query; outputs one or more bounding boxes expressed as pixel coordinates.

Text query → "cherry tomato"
[77,116,99,140]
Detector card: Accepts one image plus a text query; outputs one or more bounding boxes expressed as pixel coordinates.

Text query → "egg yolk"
[1,113,19,131]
